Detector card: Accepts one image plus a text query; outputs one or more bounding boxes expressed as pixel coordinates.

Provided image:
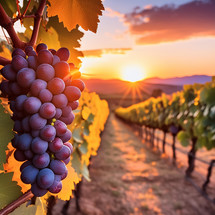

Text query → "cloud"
[82,48,132,58]
[124,0,215,45]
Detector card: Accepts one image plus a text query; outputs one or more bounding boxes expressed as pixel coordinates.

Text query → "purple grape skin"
[54,120,67,136]
[31,129,40,138]
[17,68,36,88]
[36,64,55,81]
[64,142,73,154]
[48,177,62,194]
[23,97,42,114]
[31,137,48,154]
[20,160,32,172]
[13,120,23,133]
[1,64,17,81]
[11,134,19,148]
[32,152,50,169]
[64,86,81,102]
[11,55,28,71]
[30,79,47,97]
[55,145,71,160]
[59,111,75,125]
[24,149,34,160]
[50,160,67,175]
[36,168,55,189]
[52,55,60,65]
[27,56,37,70]
[48,137,63,153]
[61,106,72,117]
[70,79,85,92]
[37,49,53,65]
[36,43,47,53]
[38,89,53,103]
[52,94,68,108]
[29,113,47,130]
[40,125,56,142]
[68,100,79,110]
[60,129,72,143]
[12,48,26,58]
[47,77,65,95]
[9,82,23,96]
[25,46,34,54]
[61,168,68,180]
[17,133,32,151]
[0,80,12,97]
[31,183,47,197]
[56,47,70,61]
[54,61,70,79]
[54,108,62,119]
[39,103,56,119]
[21,165,39,184]
[14,149,26,161]
[21,116,31,132]
[27,50,37,56]
[62,156,70,165]
[49,49,56,55]
[9,100,16,112]
[15,95,28,111]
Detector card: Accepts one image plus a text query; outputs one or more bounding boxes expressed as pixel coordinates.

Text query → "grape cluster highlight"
[0,44,85,197]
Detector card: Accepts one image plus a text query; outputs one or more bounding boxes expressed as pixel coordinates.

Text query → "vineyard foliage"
[0,0,108,213]
[115,78,215,150]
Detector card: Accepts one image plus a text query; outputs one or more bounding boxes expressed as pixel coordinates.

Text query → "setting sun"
[121,65,145,82]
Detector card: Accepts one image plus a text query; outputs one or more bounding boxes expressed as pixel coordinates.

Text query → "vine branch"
[22,0,31,17]
[0,190,34,215]
[0,56,11,66]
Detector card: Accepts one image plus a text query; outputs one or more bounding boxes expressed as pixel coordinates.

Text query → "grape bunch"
[0,43,85,197]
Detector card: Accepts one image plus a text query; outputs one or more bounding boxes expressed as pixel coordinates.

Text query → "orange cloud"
[125,0,215,44]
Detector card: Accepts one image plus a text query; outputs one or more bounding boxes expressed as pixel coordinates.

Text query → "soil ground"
[53,113,215,215]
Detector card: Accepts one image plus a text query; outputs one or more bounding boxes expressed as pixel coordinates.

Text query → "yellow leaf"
[47,0,104,33]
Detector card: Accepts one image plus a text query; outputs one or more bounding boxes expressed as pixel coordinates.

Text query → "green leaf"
[83,121,90,136]
[0,172,22,210]
[0,0,17,17]
[10,197,46,215]
[71,150,82,176]
[79,141,88,155]
[177,131,190,147]
[87,113,94,123]
[82,162,91,182]
[72,127,83,143]
[0,102,13,171]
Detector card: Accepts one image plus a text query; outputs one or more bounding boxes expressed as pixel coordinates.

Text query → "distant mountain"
[82,78,182,96]
[143,75,212,86]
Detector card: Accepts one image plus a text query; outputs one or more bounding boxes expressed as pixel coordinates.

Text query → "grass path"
[54,113,215,215]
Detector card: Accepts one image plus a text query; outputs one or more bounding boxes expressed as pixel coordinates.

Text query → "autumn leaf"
[47,0,104,33]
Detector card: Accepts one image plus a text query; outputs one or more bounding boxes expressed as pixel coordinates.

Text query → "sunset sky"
[80,0,215,81]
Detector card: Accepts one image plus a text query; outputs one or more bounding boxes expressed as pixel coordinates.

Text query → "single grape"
[30,79,47,97]
[21,116,31,132]
[31,183,47,197]
[54,120,67,136]
[60,129,72,143]
[14,149,26,161]
[20,160,32,172]
[39,103,56,119]
[36,168,55,189]
[69,79,85,92]
[64,142,73,154]
[54,61,70,79]
[15,95,28,111]
[47,78,65,95]
[55,145,71,160]
[52,55,60,65]
[32,152,50,169]
[12,48,26,58]
[56,47,70,61]
[36,43,47,53]
[9,82,23,96]
[17,67,36,88]
[61,106,72,117]
[38,89,53,103]
[40,125,56,142]
[25,46,34,54]
[62,156,70,165]
[24,149,34,160]
[21,165,39,184]
[1,64,17,81]
[37,49,53,65]
[27,50,37,56]
[17,133,32,151]
[68,100,79,110]
[36,64,55,81]
[48,177,62,193]
[59,111,75,125]
[31,137,48,154]
[50,160,66,175]
[11,55,28,71]
[48,137,63,153]
[0,80,12,97]
[64,86,81,102]
[30,113,47,130]
[52,94,68,108]
[23,97,42,114]
[54,108,62,119]
[61,168,68,180]
[27,56,37,70]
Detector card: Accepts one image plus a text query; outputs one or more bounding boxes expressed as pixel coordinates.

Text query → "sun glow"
[121,65,145,82]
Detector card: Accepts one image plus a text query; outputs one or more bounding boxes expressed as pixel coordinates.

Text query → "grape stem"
[0,56,11,66]
[0,190,34,215]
